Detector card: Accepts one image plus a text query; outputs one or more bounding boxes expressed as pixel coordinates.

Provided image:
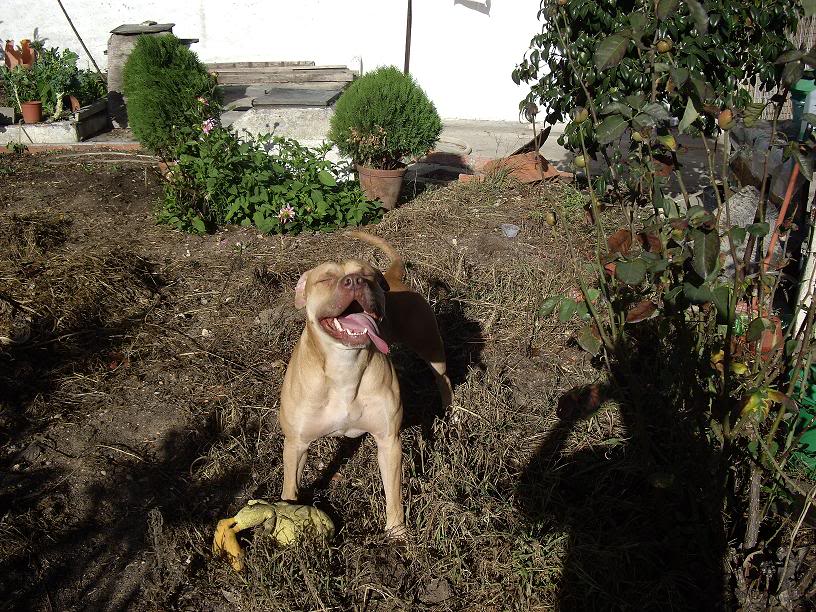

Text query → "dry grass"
[0,161,773,611]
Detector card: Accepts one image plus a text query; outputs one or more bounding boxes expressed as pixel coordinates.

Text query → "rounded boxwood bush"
[123,34,220,155]
[328,66,442,169]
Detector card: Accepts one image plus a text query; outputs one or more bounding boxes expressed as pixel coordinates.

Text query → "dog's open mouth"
[319,301,389,353]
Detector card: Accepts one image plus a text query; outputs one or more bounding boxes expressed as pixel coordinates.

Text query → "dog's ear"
[375,271,390,292]
[294,271,308,309]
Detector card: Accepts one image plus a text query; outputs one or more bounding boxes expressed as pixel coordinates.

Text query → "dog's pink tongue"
[338,313,389,354]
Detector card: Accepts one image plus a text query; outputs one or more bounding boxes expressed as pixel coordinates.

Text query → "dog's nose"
[340,273,365,289]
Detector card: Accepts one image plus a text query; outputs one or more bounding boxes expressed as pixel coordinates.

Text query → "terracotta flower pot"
[356,165,406,210]
[21,101,42,124]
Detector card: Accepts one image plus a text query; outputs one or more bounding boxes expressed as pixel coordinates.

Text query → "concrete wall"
[2,0,539,121]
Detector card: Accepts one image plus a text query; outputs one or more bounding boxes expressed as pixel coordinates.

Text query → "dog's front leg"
[375,433,405,533]
[282,437,310,501]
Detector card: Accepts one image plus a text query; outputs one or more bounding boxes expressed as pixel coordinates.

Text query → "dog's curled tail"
[346,230,405,287]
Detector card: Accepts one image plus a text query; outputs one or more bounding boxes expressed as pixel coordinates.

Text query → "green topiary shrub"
[122,34,220,155]
[328,66,442,169]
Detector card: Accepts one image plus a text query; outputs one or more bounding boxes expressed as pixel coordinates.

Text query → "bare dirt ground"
[0,153,786,611]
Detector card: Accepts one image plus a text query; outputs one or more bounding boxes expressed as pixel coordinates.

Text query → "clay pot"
[356,165,406,210]
[20,101,42,124]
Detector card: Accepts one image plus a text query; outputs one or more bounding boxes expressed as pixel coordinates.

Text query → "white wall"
[2,0,539,121]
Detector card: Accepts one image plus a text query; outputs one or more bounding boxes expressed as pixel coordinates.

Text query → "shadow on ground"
[517,322,728,611]
[0,252,251,610]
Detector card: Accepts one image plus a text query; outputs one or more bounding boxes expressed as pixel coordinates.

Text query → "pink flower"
[201,118,216,134]
[277,204,296,224]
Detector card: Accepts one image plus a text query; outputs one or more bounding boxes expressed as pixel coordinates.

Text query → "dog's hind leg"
[430,361,453,408]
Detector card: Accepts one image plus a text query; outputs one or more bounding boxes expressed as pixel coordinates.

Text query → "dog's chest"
[320,382,363,434]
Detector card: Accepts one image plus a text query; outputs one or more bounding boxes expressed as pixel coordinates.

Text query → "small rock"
[418,577,453,604]
[500,223,520,238]
[201,328,212,337]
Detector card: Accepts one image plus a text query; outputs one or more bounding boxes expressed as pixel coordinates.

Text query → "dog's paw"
[385,523,413,544]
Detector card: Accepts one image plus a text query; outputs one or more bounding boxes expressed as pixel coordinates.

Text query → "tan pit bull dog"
[279,231,451,534]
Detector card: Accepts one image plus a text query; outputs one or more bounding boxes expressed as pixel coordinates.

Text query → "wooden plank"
[73,99,107,121]
[210,66,351,74]
[291,64,348,71]
[207,61,315,69]
[215,72,355,85]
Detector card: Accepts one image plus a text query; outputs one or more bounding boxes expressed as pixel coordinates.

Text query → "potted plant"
[328,66,442,210]
[1,64,42,123]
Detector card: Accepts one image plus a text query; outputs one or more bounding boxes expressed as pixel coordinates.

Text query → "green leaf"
[632,113,657,130]
[747,222,770,237]
[782,60,804,89]
[743,102,767,128]
[805,0,816,17]
[577,325,602,355]
[642,102,671,121]
[594,34,630,70]
[596,114,629,144]
[318,170,337,186]
[678,98,699,134]
[682,281,713,303]
[558,298,579,322]
[539,295,560,317]
[615,259,647,284]
[728,227,747,246]
[691,228,720,279]
[685,0,708,34]
[791,147,814,182]
[190,216,206,233]
[624,94,646,110]
[657,0,679,20]
[669,66,689,88]
[747,317,770,342]
[628,12,647,34]
[664,285,684,304]
[711,285,734,323]
[601,101,633,117]
[690,76,714,103]
[775,50,805,65]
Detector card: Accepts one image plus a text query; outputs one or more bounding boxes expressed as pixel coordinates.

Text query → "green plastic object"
[792,78,816,140]
[792,363,816,473]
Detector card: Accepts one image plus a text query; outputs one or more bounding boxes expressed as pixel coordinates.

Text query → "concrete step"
[252,87,344,108]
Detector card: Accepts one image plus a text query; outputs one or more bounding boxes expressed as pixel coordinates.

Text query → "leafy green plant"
[123,34,220,156]
[1,46,106,118]
[328,66,442,169]
[34,47,80,119]
[0,65,38,110]
[159,100,380,234]
[514,0,800,195]
[72,69,107,107]
[521,0,815,606]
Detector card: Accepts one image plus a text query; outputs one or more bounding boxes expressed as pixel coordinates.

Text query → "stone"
[0,106,15,125]
[110,22,175,35]
[730,120,806,206]
[252,87,343,108]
